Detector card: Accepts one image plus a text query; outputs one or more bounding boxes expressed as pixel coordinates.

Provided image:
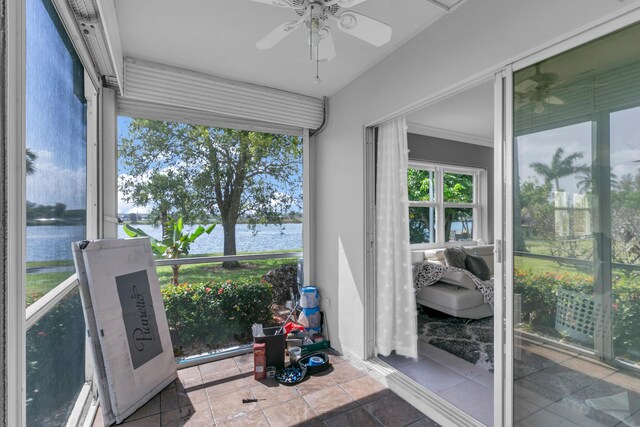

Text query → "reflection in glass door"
[512,21,640,426]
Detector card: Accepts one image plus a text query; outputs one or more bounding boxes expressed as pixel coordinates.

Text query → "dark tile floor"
[92,350,441,426]
[513,335,640,426]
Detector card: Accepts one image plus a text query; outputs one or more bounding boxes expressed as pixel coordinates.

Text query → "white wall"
[315,0,639,358]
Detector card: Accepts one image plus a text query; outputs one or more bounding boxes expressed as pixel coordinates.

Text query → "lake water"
[26,223,302,262]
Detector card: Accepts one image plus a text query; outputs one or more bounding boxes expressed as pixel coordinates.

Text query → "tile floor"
[513,334,640,427]
[380,330,640,427]
[379,340,494,426]
[92,350,441,427]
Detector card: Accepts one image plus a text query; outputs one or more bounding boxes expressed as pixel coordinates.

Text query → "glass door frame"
[498,9,640,427]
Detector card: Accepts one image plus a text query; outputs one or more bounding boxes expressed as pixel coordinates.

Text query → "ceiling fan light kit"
[251,0,392,82]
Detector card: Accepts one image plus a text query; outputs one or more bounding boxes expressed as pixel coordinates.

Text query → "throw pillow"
[443,247,467,269]
[465,253,491,281]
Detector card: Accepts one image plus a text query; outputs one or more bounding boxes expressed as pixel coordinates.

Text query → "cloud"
[26,149,86,209]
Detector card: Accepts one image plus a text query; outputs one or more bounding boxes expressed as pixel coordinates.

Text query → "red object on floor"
[283,322,305,334]
[253,342,267,380]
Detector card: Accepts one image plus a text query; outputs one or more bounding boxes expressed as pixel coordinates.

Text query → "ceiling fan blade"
[256,20,302,50]
[248,0,296,8]
[313,27,336,61]
[333,11,392,47]
[545,95,565,105]
[514,79,538,94]
[325,0,369,7]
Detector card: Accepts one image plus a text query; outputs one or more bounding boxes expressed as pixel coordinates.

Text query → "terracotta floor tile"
[233,353,255,371]
[160,408,181,427]
[324,406,384,427]
[178,366,203,386]
[303,384,357,419]
[561,355,618,380]
[122,414,161,426]
[339,376,391,403]
[209,388,259,424]
[363,394,424,427]
[203,369,249,399]
[199,358,239,377]
[250,381,301,409]
[262,396,319,427]
[216,410,270,426]
[125,395,161,422]
[605,371,640,394]
[243,372,280,388]
[160,386,180,412]
[177,383,209,406]
[295,372,338,396]
[173,401,214,427]
[328,361,367,384]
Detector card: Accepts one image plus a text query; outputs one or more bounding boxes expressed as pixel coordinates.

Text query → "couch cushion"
[439,270,476,290]
[416,284,485,310]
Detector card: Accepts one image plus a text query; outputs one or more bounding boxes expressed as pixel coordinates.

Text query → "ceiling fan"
[514,64,566,113]
[250,0,392,82]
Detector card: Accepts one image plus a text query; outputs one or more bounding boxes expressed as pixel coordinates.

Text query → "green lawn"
[514,255,584,275]
[26,257,298,306]
[156,258,297,285]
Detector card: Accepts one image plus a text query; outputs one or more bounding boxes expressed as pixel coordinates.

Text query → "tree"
[124,217,215,285]
[119,120,202,234]
[530,148,587,191]
[26,148,37,175]
[119,120,302,268]
[518,179,554,239]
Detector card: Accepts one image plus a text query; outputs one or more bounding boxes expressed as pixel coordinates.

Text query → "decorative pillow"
[443,247,467,269]
[465,254,491,281]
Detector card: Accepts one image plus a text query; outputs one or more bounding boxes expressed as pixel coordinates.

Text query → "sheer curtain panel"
[375,117,418,358]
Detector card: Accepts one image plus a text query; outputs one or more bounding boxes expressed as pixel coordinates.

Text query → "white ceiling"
[114,0,459,98]
[407,80,494,146]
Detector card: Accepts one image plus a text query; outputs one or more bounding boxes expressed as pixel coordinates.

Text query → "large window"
[117,117,304,358]
[408,162,484,246]
[25,0,89,424]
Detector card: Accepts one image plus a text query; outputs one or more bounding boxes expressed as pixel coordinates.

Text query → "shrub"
[262,263,299,305]
[162,279,274,353]
[514,268,640,358]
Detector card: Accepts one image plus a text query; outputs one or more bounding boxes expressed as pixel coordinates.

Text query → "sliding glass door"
[511,21,640,426]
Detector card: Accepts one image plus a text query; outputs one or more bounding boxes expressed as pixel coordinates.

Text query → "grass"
[156,258,297,286]
[514,255,585,275]
[25,256,298,306]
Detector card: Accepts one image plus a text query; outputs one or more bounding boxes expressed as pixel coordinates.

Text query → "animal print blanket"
[413,262,494,310]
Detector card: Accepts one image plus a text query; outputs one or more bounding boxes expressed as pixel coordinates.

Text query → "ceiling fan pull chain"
[315,44,321,84]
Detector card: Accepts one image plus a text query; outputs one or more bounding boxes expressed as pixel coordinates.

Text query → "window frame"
[408,161,486,249]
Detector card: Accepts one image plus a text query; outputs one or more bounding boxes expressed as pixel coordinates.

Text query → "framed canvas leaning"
[72,238,177,425]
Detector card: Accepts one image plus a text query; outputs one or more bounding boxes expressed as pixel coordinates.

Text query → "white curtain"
[375,117,418,359]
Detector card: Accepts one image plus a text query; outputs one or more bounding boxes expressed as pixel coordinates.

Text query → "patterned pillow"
[465,253,491,281]
[443,247,467,269]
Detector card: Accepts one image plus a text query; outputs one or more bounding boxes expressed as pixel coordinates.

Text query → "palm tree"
[26,148,37,175]
[530,148,587,191]
[577,167,618,194]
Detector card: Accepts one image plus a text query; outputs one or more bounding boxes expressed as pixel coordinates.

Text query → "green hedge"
[514,268,640,358]
[162,279,274,353]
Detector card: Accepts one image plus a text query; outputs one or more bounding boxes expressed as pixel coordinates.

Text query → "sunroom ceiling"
[114,0,461,98]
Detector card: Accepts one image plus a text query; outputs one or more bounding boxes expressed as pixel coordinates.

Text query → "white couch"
[412,245,494,319]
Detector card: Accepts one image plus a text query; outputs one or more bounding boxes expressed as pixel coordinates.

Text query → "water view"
[26,223,302,262]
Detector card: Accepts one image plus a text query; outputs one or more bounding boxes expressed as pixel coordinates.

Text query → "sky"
[517,105,640,195]
[25,0,87,210]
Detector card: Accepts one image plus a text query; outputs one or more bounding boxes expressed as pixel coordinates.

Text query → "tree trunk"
[222,219,240,269]
[171,264,180,286]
